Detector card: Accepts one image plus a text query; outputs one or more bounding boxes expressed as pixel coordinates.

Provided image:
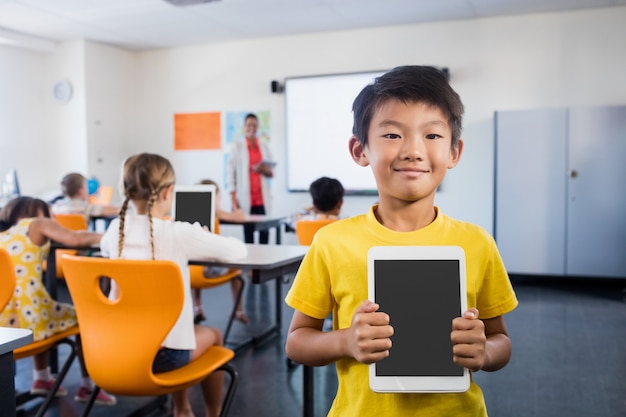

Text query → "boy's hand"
[344,300,394,364]
[451,308,486,372]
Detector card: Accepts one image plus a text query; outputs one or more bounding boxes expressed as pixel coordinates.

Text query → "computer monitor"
[2,169,20,198]
[171,184,216,232]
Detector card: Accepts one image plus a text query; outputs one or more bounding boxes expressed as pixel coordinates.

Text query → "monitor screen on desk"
[172,184,216,233]
[2,169,20,198]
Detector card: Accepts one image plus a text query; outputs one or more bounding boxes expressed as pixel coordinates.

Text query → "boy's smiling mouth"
[394,167,429,178]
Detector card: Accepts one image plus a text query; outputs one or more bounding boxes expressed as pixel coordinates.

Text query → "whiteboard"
[285,70,386,195]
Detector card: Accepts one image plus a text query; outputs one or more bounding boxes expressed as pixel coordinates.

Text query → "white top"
[100,215,247,350]
[226,139,273,214]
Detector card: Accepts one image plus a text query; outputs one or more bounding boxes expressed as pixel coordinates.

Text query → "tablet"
[368,245,469,393]
[172,184,216,232]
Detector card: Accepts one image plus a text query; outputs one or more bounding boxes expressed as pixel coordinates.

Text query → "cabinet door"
[567,106,626,278]
[495,109,568,275]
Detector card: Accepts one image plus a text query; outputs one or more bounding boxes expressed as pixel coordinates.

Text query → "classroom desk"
[88,214,117,231]
[220,214,287,244]
[190,244,307,351]
[0,327,33,417]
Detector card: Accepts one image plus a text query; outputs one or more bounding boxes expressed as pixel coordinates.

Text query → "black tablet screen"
[174,191,214,231]
[374,259,463,377]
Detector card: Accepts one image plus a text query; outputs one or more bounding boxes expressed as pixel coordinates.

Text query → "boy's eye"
[383,133,402,139]
[425,133,443,140]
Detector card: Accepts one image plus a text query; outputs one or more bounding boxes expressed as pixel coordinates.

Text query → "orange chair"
[54,213,89,231]
[295,218,337,245]
[50,213,90,279]
[190,219,244,345]
[61,255,238,417]
[0,248,79,417]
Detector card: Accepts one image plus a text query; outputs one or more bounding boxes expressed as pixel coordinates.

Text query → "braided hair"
[117,153,175,259]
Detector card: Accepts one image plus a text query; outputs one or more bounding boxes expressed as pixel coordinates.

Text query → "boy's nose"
[401,137,426,160]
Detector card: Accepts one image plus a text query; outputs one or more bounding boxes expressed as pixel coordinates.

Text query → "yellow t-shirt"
[285,205,518,417]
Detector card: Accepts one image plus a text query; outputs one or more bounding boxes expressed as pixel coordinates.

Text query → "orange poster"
[174,112,221,150]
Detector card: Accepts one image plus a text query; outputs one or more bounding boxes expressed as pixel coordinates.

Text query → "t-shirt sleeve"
[285,241,333,320]
[475,235,518,319]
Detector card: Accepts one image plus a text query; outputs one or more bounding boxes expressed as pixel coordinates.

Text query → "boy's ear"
[448,139,464,169]
[349,136,369,167]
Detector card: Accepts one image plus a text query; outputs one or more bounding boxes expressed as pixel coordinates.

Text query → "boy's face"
[350,99,462,204]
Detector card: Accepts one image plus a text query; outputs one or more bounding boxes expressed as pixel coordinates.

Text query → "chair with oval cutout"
[61,254,238,417]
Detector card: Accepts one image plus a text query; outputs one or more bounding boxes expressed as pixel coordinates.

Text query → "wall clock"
[53,79,73,104]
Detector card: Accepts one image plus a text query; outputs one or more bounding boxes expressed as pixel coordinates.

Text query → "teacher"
[227,113,274,243]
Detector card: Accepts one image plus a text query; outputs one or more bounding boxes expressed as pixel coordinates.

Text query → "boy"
[52,173,119,219]
[285,66,518,416]
[285,176,344,231]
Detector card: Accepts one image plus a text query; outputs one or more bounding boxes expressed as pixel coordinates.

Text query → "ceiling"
[0,0,624,52]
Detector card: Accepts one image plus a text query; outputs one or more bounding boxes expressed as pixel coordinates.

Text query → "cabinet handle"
[570,169,578,178]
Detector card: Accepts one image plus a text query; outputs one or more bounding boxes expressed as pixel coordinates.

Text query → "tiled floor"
[14,275,626,417]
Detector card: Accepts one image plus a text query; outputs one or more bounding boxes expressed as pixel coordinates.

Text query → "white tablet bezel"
[172,184,216,233]
[367,245,469,393]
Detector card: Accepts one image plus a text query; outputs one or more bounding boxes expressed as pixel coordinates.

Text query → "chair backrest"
[61,255,185,394]
[54,213,88,230]
[295,219,337,245]
[0,248,16,311]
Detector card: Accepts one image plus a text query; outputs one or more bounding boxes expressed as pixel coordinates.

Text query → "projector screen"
[285,70,386,195]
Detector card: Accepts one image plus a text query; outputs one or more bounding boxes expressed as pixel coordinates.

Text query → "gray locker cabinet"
[495,105,626,278]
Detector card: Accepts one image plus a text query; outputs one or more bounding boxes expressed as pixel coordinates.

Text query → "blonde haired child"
[100,153,247,417]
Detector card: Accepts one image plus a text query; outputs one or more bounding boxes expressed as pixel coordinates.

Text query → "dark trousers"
[245,205,269,244]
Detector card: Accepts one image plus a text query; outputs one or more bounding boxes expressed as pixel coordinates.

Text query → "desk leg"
[303,365,314,417]
[276,225,282,245]
[275,277,282,328]
[45,251,59,374]
[0,352,17,417]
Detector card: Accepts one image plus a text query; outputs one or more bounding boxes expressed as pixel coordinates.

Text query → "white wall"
[84,41,137,202]
[1,6,625,235]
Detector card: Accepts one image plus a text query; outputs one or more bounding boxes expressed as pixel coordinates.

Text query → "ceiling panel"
[0,0,621,51]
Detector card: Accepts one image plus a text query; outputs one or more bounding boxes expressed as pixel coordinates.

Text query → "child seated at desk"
[100,153,247,417]
[285,176,344,232]
[0,196,117,405]
[52,172,120,220]
[193,179,248,325]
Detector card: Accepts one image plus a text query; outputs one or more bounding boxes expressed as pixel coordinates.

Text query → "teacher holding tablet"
[227,113,274,243]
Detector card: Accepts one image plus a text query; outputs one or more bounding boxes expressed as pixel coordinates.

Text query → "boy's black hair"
[352,65,464,148]
[309,177,344,212]
[245,113,258,121]
[0,196,51,232]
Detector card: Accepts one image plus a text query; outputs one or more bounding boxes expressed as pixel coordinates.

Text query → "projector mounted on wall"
[163,0,220,6]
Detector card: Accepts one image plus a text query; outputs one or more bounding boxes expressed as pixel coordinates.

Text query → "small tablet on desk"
[172,184,216,232]
[367,245,469,393]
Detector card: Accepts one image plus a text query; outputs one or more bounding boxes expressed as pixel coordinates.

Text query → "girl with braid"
[100,153,247,417]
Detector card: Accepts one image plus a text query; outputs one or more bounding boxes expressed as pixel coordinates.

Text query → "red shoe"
[31,378,68,397]
[74,386,117,406]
